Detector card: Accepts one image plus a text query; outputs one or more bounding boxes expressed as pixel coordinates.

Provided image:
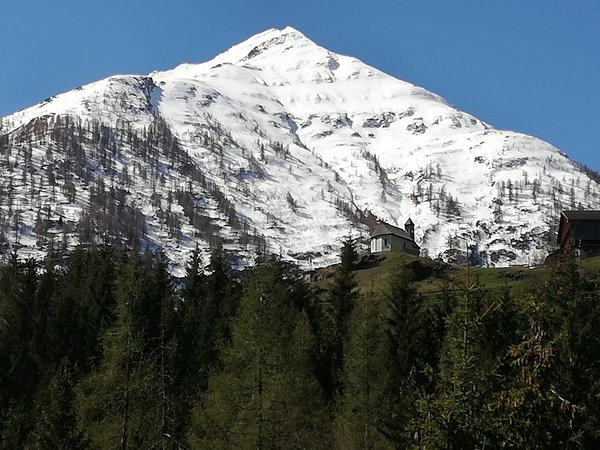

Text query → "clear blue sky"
[1,0,599,170]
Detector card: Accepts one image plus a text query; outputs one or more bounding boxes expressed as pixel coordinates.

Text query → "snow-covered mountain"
[1,26,599,273]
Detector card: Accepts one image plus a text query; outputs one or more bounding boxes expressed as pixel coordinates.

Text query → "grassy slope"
[314,253,600,296]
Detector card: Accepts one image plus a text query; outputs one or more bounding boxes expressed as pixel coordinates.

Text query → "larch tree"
[333,290,393,450]
[76,252,177,449]
[187,263,326,449]
[498,241,600,448]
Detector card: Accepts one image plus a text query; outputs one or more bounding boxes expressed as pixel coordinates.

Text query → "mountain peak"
[2,28,599,271]
[271,25,306,38]
[159,26,319,79]
[280,25,303,33]
[217,26,319,64]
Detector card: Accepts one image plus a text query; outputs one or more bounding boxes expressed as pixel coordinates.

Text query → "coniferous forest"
[1,240,600,449]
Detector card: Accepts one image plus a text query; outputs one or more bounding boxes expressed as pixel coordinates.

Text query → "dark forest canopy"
[1,241,600,449]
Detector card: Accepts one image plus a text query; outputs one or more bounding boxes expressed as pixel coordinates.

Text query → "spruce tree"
[194,245,239,389]
[47,246,118,370]
[0,256,41,447]
[172,246,207,428]
[379,269,447,445]
[317,236,359,398]
[412,271,502,448]
[332,236,359,325]
[148,251,180,447]
[26,361,89,449]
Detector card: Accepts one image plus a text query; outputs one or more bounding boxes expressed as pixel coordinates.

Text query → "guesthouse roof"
[561,211,600,221]
[558,210,600,246]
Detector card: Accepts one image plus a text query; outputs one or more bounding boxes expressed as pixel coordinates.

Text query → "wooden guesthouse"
[557,210,600,258]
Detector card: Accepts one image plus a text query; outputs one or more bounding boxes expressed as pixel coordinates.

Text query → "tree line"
[1,240,600,448]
